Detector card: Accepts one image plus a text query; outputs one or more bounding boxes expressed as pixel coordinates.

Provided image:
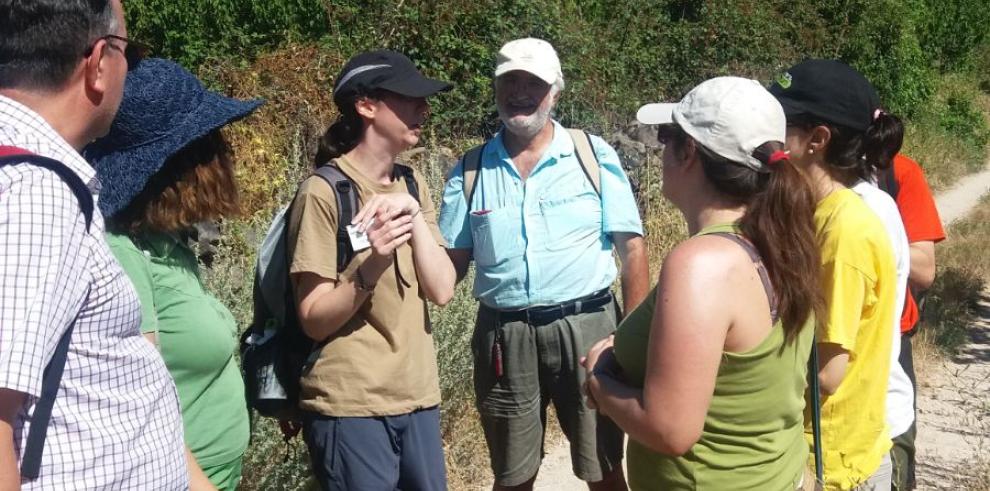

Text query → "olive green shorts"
[472,299,625,487]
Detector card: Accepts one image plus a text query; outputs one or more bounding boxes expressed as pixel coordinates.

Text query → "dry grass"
[912,195,990,368]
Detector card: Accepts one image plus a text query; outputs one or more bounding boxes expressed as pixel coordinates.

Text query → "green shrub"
[126,0,989,137]
[919,0,990,71]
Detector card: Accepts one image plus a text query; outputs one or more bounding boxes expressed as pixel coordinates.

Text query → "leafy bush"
[919,0,990,70]
[126,0,990,136]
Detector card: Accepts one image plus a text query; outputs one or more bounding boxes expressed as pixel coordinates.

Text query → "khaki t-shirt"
[287,155,444,417]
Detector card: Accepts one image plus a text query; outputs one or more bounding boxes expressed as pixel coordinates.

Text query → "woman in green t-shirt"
[582,77,824,490]
[86,59,263,491]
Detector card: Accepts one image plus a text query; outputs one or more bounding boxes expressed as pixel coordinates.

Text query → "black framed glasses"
[84,34,150,69]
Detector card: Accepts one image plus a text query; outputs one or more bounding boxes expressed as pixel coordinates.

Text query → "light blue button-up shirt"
[439,121,643,309]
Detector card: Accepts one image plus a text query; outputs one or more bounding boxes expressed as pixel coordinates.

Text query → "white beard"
[498,103,552,140]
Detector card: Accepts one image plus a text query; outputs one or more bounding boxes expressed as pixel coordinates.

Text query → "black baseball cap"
[768,59,881,131]
[332,50,452,105]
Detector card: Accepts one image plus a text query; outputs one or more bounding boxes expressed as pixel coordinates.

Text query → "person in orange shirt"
[876,152,946,491]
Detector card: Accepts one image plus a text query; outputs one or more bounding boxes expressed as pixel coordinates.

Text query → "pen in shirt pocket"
[471,209,492,216]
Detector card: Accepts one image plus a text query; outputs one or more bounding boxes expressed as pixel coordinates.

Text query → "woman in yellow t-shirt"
[770,60,904,490]
[583,77,824,490]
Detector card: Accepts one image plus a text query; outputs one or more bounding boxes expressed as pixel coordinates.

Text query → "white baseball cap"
[636,77,786,171]
[495,38,563,87]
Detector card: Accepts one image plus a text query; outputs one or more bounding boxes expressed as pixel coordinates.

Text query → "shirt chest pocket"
[538,193,602,251]
[469,206,524,267]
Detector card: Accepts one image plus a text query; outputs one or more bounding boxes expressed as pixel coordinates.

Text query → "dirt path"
[529,160,990,490]
[914,292,990,489]
[932,161,990,225]
[913,159,990,490]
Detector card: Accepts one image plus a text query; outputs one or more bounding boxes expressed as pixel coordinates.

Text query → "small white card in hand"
[346,220,372,251]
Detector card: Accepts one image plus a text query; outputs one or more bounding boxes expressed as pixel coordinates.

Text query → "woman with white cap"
[286,49,456,490]
[582,77,823,490]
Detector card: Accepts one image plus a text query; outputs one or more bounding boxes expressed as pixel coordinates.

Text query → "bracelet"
[354,267,376,294]
[409,208,422,219]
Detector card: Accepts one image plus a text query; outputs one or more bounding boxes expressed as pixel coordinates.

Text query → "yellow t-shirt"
[287,156,444,417]
[809,189,896,490]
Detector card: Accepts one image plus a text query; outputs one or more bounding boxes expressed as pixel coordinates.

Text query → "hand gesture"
[352,192,420,232]
[366,213,414,257]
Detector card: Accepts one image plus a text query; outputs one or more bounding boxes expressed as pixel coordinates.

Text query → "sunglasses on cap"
[84,34,150,70]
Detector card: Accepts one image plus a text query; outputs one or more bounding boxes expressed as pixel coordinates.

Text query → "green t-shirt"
[612,223,813,490]
[107,232,250,477]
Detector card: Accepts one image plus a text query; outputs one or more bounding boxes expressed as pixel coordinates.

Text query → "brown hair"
[109,130,240,235]
[687,138,825,342]
[314,89,383,166]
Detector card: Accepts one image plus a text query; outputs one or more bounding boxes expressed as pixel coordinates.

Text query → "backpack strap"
[566,128,601,196]
[461,142,487,208]
[20,313,78,480]
[393,163,421,204]
[460,129,601,207]
[312,162,421,272]
[0,147,94,231]
[0,146,93,480]
[313,164,359,273]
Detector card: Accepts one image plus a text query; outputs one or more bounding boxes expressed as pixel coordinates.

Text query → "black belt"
[485,289,613,326]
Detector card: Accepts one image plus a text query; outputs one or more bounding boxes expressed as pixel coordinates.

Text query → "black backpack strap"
[394,163,420,204]
[313,164,359,273]
[20,315,78,480]
[311,162,422,272]
[0,150,93,479]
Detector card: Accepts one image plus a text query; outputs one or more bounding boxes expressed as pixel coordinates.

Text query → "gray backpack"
[240,163,418,420]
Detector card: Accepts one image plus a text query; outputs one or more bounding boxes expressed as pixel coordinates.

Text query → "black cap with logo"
[332,50,452,105]
[768,59,881,131]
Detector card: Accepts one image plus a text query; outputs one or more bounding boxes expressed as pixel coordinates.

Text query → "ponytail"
[741,142,825,342]
[315,90,383,166]
[863,110,904,174]
[787,110,904,184]
[314,106,363,166]
[698,140,825,342]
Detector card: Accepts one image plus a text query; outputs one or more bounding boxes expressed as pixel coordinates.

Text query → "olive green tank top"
[612,223,814,490]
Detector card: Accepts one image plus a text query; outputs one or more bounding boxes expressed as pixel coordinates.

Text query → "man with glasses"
[0,1,185,488]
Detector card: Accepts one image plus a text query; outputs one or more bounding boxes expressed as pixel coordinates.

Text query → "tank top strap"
[706,231,779,324]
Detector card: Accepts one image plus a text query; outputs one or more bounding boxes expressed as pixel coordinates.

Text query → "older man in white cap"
[439,38,648,491]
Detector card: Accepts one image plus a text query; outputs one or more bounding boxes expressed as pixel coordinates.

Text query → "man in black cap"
[0,1,186,489]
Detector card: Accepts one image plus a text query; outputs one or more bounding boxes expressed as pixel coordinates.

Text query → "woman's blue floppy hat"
[85,58,264,218]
